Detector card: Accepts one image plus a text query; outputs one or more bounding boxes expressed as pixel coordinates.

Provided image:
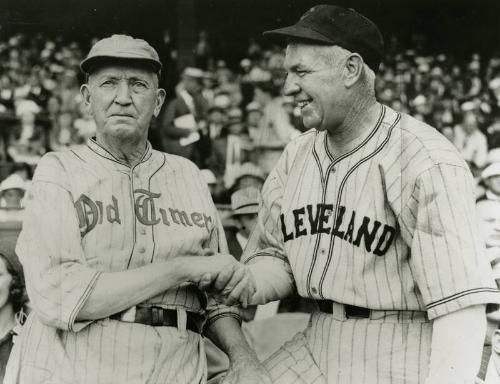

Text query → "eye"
[132,81,148,91]
[100,79,116,87]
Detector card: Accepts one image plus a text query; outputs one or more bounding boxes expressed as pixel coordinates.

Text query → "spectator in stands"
[230,162,266,192]
[252,81,299,173]
[160,67,208,164]
[7,100,46,165]
[245,101,263,142]
[487,115,500,150]
[73,101,96,145]
[0,237,27,382]
[0,174,26,222]
[225,187,261,262]
[206,105,226,141]
[476,197,500,382]
[252,81,297,147]
[207,107,252,189]
[49,111,75,150]
[200,169,218,198]
[453,106,488,174]
[480,163,500,201]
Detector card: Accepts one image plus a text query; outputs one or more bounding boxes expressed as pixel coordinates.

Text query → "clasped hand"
[184,251,256,307]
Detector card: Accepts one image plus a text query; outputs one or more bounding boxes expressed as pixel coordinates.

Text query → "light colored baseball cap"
[80,34,162,75]
[482,162,500,180]
[231,187,261,216]
[0,174,26,193]
[182,67,204,79]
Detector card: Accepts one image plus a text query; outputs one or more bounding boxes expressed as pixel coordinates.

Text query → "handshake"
[180,251,256,307]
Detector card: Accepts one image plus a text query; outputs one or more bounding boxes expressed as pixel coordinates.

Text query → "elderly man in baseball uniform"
[4,35,268,384]
[213,5,500,384]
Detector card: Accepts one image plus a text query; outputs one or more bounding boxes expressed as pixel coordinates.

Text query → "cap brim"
[263,25,334,45]
[232,206,259,216]
[80,56,162,74]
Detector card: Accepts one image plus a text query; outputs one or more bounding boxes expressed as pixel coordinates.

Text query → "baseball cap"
[182,67,205,79]
[263,4,384,72]
[80,34,162,75]
[231,187,262,216]
[0,174,26,193]
[482,163,500,180]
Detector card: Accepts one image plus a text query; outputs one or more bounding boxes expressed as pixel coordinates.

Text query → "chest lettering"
[74,189,213,237]
[280,204,396,256]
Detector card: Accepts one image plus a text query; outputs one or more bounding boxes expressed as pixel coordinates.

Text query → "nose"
[283,73,300,97]
[114,80,132,105]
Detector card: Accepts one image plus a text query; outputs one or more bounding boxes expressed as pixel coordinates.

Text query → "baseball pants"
[264,304,432,384]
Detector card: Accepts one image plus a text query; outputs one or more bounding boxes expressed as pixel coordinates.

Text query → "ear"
[153,88,166,118]
[493,330,500,354]
[80,83,92,114]
[343,53,364,88]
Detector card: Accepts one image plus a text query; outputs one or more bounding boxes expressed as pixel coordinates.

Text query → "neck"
[326,96,379,156]
[0,304,16,338]
[96,133,147,167]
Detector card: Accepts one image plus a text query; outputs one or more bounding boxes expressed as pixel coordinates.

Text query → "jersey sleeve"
[194,170,242,328]
[16,153,101,332]
[241,145,296,305]
[401,163,500,320]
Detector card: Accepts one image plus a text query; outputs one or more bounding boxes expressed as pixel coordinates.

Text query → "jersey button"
[319,248,327,255]
[311,287,318,294]
[330,167,336,173]
[138,246,146,253]
[139,227,147,235]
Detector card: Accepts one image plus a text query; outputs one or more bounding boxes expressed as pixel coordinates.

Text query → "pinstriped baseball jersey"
[6,138,238,384]
[244,104,500,318]
[243,104,500,383]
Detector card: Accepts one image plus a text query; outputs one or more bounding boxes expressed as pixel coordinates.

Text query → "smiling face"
[283,43,350,132]
[81,63,165,143]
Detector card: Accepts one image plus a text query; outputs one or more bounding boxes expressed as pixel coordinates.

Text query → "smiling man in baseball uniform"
[214,5,500,384]
[4,34,268,384]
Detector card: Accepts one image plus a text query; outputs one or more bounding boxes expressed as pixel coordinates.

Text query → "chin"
[108,124,142,138]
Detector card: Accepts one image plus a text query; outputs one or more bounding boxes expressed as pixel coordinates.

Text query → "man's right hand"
[176,252,256,307]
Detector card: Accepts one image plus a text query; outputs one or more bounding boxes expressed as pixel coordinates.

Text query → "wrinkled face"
[0,257,13,310]
[283,43,346,132]
[477,199,500,248]
[81,64,165,142]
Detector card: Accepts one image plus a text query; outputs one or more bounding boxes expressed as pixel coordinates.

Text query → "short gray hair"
[320,45,376,93]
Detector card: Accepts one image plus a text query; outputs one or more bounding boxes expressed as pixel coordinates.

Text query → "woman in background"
[0,237,27,381]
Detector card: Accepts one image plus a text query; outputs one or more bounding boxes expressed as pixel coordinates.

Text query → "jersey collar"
[87,137,153,167]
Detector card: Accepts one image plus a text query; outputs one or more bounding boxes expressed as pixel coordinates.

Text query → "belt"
[316,300,428,322]
[110,306,205,333]
[317,300,370,318]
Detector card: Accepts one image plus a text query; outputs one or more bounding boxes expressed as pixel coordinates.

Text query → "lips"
[111,113,134,118]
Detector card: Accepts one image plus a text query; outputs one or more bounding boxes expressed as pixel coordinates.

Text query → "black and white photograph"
[0,0,500,383]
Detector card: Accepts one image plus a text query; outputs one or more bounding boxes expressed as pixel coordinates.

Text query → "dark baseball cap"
[263,5,384,72]
[80,34,162,75]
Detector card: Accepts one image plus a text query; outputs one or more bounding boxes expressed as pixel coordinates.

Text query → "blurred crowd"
[2,30,500,381]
